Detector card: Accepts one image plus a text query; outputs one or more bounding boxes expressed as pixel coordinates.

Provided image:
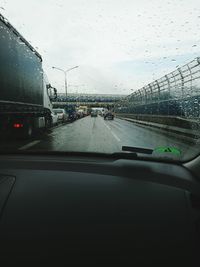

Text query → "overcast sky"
[1,0,200,94]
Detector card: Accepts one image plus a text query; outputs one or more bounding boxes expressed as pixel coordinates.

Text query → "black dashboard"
[0,154,200,265]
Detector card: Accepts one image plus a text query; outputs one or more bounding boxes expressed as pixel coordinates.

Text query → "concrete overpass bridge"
[52,93,125,109]
[52,101,116,109]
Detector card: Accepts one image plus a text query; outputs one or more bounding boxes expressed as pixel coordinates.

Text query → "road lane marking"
[19,140,41,150]
[103,120,120,142]
[111,131,121,142]
[103,120,111,130]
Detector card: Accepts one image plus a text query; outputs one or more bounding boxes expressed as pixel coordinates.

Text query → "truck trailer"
[0,14,56,138]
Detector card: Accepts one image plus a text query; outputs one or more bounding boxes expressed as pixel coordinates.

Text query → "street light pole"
[52,65,79,98]
[64,72,67,97]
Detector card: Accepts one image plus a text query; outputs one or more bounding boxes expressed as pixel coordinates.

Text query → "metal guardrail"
[117,57,200,118]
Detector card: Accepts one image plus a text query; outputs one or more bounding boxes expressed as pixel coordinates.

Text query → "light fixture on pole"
[52,65,79,98]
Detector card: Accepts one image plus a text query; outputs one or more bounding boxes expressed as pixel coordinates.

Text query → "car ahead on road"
[65,106,78,122]
[68,111,78,122]
[98,110,103,116]
[53,109,69,123]
[104,111,114,120]
[77,109,84,119]
[51,111,59,126]
[91,110,98,117]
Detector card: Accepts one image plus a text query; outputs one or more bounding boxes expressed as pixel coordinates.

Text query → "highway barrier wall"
[115,57,200,143]
[116,113,200,142]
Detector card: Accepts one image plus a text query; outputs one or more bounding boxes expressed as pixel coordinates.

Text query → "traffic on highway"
[1,1,200,266]
[0,1,200,163]
[0,112,199,162]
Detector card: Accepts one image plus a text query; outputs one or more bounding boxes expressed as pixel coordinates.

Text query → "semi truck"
[0,14,57,138]
[78,106,88,116]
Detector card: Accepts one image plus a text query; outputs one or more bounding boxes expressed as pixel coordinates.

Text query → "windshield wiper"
[111,146,153,160]
[122,146,153,155]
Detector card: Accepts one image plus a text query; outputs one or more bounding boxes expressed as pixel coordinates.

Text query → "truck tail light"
[13,123,24,128]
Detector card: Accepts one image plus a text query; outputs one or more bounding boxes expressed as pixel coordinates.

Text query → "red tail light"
[13,123,23,128]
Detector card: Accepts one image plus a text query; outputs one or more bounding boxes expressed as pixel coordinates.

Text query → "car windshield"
[1,0,200,162]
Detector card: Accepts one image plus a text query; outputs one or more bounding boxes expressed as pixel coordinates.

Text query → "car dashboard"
[0,153,200,265]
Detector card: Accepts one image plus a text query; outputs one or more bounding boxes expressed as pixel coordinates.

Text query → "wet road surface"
[0,115,199,160]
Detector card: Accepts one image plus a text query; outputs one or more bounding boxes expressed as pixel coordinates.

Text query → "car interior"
[1,1,200,266]
[0,151,200,265]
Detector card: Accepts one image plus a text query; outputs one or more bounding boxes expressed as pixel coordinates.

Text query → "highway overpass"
[52,101,117,108]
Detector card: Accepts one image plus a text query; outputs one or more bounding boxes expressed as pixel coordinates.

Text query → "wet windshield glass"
[0,0,200,161]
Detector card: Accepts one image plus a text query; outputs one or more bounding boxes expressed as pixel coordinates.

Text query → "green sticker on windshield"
[154,147,181,156]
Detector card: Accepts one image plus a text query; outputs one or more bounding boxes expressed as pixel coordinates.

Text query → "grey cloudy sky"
[1,0,200,94]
